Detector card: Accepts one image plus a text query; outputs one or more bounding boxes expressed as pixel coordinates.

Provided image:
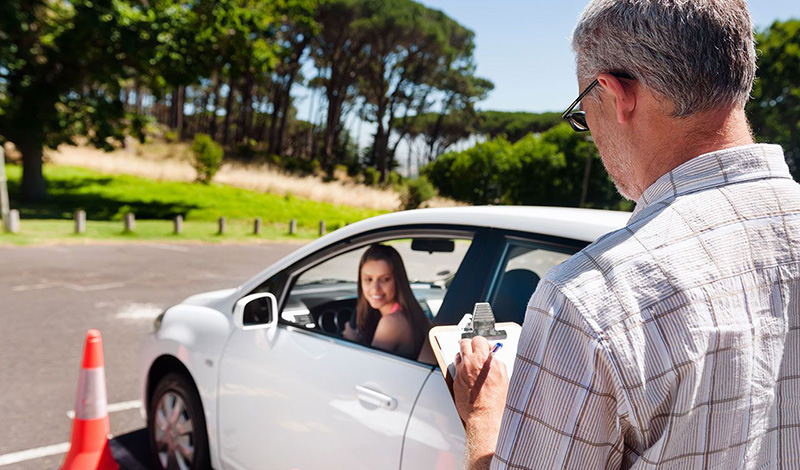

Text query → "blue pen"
[492,342,503,354]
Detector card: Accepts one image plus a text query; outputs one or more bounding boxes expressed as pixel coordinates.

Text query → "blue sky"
[417,0,800,114]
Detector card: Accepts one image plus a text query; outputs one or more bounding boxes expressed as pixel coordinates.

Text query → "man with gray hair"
[453,1,800,469]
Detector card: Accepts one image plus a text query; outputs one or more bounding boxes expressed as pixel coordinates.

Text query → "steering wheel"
[314,302,356,337]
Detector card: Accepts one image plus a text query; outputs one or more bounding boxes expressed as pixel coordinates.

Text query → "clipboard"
[428,303,522,388]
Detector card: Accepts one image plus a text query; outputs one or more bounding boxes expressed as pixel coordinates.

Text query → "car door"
[216,230,477,470]
[401,230,585,468]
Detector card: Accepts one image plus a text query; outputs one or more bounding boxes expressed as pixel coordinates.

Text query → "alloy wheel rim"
[154,391,195,470]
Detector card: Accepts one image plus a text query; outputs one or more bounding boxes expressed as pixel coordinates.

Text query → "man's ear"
[597,73,636,124]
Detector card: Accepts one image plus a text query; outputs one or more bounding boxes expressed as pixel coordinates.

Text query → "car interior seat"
[492,269,541,324]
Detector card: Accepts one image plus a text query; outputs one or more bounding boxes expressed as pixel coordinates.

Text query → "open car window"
[280,236,472,360]
[488,239,576,324]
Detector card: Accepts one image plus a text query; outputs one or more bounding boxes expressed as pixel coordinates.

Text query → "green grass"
[2,164,387,244]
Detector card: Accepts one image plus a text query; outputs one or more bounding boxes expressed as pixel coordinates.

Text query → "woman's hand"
[343,322,360,341]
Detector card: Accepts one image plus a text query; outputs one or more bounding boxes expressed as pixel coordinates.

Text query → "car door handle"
[355,385,397,410]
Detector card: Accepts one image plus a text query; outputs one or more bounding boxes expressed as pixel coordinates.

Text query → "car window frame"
[482,230,589,306]
[243,225,485,363]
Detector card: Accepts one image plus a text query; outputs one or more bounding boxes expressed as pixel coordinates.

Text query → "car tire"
[147,372,211,470]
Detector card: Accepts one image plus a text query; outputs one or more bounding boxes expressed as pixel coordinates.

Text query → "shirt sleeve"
[492,280,626,470]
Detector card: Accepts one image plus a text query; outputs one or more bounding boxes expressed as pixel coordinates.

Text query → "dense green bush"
[190,133,224,184]
[363,167,381,186]
[423,137,512,204]
[423,123,632,210]
[400,177,436,210]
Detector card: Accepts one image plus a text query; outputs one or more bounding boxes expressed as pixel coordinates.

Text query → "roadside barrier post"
[60,329,119,470]
[174,215,183,234]
[289,218,297,235]
[254,217,262,235]
[218,216,226,235]
[319,220,326,237]
[7,209,19,234]
[123,213,135,233]
[75,210,86,235]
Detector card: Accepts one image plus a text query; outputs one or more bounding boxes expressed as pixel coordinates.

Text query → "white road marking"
[66,282,126,292]
[66,399,142,419]
[115,303,163,320]
[149,244,190,252]
[0,442,70,467]
[12,281,125,292]
[12,282,60,292]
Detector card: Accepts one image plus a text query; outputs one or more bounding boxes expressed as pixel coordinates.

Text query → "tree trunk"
[208,74,222,140]
[176,85,185,140]
[267,85,283,155]
[276,86,293,157]
[134,81,143,115]
[237,77,253,144]
[19,139,47,203]
[222,81,235,146]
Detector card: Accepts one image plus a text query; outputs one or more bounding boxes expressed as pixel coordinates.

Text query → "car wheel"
[147,373,210,470]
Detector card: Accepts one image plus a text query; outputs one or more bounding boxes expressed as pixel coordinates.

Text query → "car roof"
[339,206,631,242]
[238,206,631,294]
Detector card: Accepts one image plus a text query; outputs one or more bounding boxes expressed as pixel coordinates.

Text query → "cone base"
[61,418,119,470]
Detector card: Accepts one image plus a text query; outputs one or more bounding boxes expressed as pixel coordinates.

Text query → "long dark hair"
[356,244,431,357]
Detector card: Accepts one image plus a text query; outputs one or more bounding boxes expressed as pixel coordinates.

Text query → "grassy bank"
[2,164,387,245]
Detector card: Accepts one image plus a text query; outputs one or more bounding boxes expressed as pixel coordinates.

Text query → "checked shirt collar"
[629,143,791,223]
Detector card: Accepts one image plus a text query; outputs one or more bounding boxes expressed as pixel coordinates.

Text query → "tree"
[747,19,800,179]
[476,111,562,143]
[312,0,371,171]
[267,0,318,157]
[0,0,154,202]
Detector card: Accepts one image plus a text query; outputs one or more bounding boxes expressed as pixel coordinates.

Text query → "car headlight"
[153,310,167,332]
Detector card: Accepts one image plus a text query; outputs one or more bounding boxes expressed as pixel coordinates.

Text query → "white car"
[139,206,629,470]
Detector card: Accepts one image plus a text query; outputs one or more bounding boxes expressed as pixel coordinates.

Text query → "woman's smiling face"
[360,259,396,312]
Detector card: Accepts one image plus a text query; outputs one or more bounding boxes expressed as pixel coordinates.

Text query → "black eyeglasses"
[561,79,598,132]
[561,73,633,132]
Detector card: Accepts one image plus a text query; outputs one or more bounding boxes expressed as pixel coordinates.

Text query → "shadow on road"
[110,428,150,470]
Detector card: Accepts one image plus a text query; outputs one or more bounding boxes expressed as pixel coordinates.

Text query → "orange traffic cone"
[60,329,119,470]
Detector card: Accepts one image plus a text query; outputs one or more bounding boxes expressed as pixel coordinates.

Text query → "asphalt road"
[0,243,302,469]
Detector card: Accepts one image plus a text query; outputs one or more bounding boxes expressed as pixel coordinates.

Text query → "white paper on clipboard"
[429,316,522,382]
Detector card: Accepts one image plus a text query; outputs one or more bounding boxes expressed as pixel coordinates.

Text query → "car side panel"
[217,324,432,470]
[139,304,233,470]
[402,371,466,469]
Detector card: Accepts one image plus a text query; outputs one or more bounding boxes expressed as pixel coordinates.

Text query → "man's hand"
[453,336,509,470]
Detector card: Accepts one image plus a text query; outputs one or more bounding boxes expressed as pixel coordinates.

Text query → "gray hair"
[571,0,756,117]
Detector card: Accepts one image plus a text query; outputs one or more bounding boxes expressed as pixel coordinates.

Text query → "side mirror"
[233,293,278,330]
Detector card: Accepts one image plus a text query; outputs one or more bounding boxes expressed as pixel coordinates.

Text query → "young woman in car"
[343,244,432,360]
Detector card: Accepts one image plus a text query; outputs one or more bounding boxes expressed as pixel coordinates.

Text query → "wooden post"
[7,209,19,233]
[318,220,326,237]
[124,212,135,232]
[289,218,297,235]
[218,216,226,235]
[174,215,183,234]
[74,210,86,234]
[253,217,262,235]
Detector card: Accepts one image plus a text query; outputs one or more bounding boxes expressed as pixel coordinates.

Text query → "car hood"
[181,287,238,310]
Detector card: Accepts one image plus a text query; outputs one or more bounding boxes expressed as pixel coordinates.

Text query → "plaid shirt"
[493,144,800,469]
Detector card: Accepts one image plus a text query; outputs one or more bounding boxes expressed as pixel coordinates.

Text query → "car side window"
[281,236,472,361]
[488,239,575,324]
